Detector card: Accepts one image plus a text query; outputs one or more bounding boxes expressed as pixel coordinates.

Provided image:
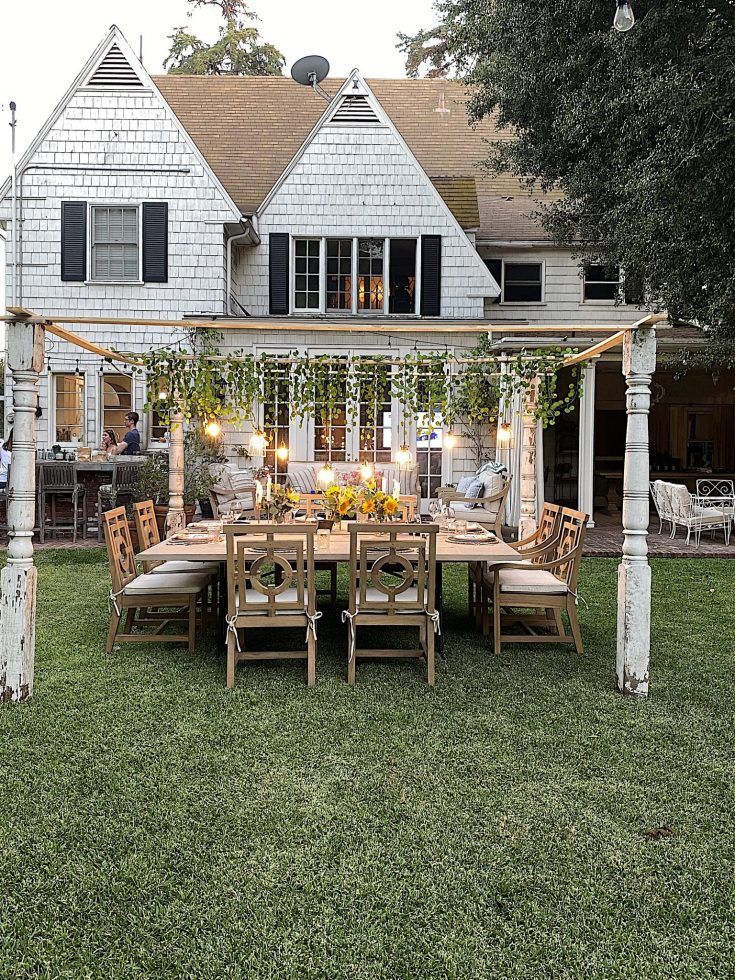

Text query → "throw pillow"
[463,479,484,508]
[456,476,474,493]
[288,467,317,493]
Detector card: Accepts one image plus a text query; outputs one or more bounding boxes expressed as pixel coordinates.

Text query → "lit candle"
[266,476,272,501]
[382,477,388,493]
[393,479,400,498]
[255,480,263,504]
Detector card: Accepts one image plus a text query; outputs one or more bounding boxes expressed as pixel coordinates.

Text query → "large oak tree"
[400,1,735,345]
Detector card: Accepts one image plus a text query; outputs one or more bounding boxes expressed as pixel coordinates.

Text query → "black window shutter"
[60,201,87,282]
[142,202,168,283]
[269,233,290,315]
[420,235,442,316]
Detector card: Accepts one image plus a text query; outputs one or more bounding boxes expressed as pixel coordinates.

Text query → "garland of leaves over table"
[138,337,584,441]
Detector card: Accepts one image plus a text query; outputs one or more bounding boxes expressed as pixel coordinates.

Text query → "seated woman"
[0,430,12,490]
[100,429,117,453]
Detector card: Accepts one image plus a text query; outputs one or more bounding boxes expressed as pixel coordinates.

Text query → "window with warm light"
[54,373,85,443]
[101,373,133,439]
[263,362,291,480]
[358,239,384,311]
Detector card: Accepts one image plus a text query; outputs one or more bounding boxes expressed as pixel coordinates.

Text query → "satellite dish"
[291,55,330,87]
[291,55,331,102]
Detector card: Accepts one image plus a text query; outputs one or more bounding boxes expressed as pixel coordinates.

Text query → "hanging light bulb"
[204,418,221,439]
[317,461,335,488]
[248,428,268,456]
[497,421,512,445]
[395,444,413,467]
[276,442,289,462]
[360,461,374,481]
[158,388,168,401]
[613,1,635,32]
[444,431,457,450]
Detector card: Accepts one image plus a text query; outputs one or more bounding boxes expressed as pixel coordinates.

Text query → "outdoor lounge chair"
[482,507,588,656]
[103,506,210,654]
[224,523,318,688]
[438,474,511,536]
[344,523,439,686]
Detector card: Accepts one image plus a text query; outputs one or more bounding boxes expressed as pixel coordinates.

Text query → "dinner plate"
[446,532,496,544]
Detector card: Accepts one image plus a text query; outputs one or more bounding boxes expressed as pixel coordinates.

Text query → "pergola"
[0,308,663,703]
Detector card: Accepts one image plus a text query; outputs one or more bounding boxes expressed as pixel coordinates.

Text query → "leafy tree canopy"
[399,1,735,344]
[165,0,284,76]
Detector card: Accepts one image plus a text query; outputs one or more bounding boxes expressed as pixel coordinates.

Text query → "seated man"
[110,412,140,456]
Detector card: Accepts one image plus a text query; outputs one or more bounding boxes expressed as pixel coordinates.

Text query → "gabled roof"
[153,75,551,240]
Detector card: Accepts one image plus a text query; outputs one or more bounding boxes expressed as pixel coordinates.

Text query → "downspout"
[226,217,259,315]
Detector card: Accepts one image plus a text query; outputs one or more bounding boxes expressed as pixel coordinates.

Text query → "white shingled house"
[2,27,733,523]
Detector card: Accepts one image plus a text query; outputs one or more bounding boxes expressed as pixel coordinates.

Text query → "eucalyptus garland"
[140,340,585,434]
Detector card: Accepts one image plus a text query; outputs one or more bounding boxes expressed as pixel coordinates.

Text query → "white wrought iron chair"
[650,480,673,535]
[696,478,735,521]
[667,483,731,546]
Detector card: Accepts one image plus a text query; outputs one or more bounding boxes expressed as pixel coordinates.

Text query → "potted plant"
[258,483,300,524]
[357,479,400,522]
[323,485,358,529]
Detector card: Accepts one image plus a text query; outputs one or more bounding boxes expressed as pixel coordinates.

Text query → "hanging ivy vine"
[140,338,586,439]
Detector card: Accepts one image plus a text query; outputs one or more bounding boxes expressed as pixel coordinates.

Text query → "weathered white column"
[616,326,656,696]
[167,410,186,536]
[577,360,597,526]
[0,317,44,703]
[518,380,539,539]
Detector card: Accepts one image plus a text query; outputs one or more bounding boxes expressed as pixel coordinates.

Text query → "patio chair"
[132,499,221,615]
[696,478,735,520]
[224,523,318,688]
[344,523,439,686]
[438,475,512,536]
[482,507,588,657]
[649,480,671,535]
[38,461,88,544]
[103,506,210,654]
[667,483,731,546]
[97,459,142,541]
[470,501,563,629]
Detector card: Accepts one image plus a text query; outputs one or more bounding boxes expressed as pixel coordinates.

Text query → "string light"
[395,445,413,467]
[317,461,335,488]
[360,461,374,481]
[248,428,268,456]
[613,1,635,32]
[497,421,512,445]
[276,442,289,462]
[204,419,221,439]
[444,431,457,449]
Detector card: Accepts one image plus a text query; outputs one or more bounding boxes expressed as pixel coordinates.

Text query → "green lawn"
[0,550,734,979]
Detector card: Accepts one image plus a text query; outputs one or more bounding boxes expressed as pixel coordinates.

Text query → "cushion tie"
[341,609,357,662]
[306,610,323,642]
[225,613,242,653]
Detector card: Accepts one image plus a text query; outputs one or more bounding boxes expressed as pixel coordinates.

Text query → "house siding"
[234,125,497,319]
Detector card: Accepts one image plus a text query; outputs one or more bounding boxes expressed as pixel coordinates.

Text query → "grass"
[0,549,734,979]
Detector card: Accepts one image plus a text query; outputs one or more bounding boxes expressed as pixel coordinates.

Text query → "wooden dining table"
[138,527,526,655]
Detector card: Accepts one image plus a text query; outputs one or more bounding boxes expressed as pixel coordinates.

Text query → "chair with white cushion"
[344,523,439,686]
[224,523,318,688]
[483,507,588,657]
[438,472,512,536]
[696,478,735,522]
[668,483,730,546]
[208,463,256,518]
[103,507,209,655]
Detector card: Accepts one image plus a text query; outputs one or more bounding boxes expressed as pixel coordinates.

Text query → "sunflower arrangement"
[324,484,358,520]
[357,478,400,522]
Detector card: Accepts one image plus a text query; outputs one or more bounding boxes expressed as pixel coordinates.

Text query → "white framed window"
[293,238,322,311]
[90,205,140,282]
[100,372,133,442]
[53,373,85,444]
[357,362,393,463]
[262,358,291,481]
[484,259,544,303]
[291,237,419,315]
[582,263,620,303]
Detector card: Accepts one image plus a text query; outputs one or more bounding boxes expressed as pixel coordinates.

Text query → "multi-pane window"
[91,206,139,281]
[416,364,446,503]
[101,374,132,439]
[263,363,291,480]
[583,264,620,302]
[502,262,543,302]
[294,238,321,310]
[358,239,384,311]
[326,239,353,311]
[358,364,392,463]
[54,373,85,443]
[313,360,348,461]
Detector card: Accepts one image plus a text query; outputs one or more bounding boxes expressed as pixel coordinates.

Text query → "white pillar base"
[0,565,37,702]
[616,558,651,696]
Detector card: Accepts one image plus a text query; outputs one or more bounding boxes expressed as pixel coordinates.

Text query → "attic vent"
[86,44,143,87]
[329,95,379,125]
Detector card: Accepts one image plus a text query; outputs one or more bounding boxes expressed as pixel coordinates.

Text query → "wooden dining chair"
[483,507,588,656]
[514,502,564,559]
[224,523,318,688]
[103,507,209,654]
[344,523,439,686]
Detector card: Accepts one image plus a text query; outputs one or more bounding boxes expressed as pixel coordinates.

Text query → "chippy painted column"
[518,379,539,540]
[577,360,597,525]
[0,315,44,702]
[616,325,656,696]
[167,410,186,536]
